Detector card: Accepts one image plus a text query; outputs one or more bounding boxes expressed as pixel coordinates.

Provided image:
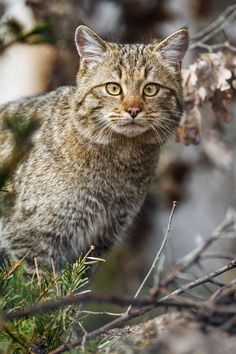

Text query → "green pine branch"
[0,255,92,353]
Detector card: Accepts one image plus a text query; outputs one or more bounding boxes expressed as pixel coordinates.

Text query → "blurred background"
[0,0,236,304]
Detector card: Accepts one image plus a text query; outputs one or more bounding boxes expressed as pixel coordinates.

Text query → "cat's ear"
[153,28,189,70]
[75,25,108,68]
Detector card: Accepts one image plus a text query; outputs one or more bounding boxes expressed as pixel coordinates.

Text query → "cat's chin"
[111,123,149,138]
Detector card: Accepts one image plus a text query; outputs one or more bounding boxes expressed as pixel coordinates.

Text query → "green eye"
[143,83,160,97]
[106,83,122,96]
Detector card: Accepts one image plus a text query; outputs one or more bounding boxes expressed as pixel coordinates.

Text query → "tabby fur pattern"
[0,26,188,271]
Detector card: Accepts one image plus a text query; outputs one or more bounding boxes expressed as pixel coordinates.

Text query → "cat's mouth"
[120,121,145,127]
[111,120,149,137]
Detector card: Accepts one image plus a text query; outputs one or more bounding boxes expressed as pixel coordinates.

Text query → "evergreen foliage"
[0,256,92,353]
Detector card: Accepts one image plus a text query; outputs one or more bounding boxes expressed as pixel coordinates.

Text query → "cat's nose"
[126,107,141,118]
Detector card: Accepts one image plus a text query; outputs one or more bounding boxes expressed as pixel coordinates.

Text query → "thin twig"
[82,245,95,262]
[77,321,88,353]
[189,5,236,52]
[156,209,236,292]
[190,4,236,42]
[79,310,123,317]
[201,252,236,261]
[208,278,225,287]
[189,41,236,52]
[209,279,236,302]
[125,201,177,315]
[160,258,236,300]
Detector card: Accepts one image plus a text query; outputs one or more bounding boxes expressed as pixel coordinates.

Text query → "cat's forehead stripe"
[114,65,122,79]
[144,65,154,79]
[114,44,149,74]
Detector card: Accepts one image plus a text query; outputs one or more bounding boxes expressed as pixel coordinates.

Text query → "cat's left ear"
[153,28,189,70]
[75,25,109,68]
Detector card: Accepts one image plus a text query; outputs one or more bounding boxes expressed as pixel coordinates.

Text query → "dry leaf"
[176,104,202,145]
[210,89,232,123]
[178,51,234,145]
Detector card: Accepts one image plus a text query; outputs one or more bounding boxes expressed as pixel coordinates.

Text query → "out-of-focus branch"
[190,41,236,52]
[0,21,54,55]
[157,210,236,290]
[190,4,236,49]
[160,258,236,301]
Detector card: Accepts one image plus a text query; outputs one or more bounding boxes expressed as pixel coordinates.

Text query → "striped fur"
[0,26,188,271]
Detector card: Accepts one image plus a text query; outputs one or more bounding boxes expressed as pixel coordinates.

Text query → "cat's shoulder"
[0,86,76,163]
[0,86,76,118]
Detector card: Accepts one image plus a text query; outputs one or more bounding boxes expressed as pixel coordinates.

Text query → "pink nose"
[127,107,141,118]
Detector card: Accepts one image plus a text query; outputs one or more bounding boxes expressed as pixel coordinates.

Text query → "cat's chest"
[64,183,143,249]
[62,151,156,236]
[77,145,158,190]
[68,167,147,226]
[76,145,158,206]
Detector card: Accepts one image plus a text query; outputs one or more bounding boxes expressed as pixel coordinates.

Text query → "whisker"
[156,124,175,142]
[146,114,182,122]
[150,120,176,142]
[154,124,175,138]
[148,123,163,145]
[97,122,114,143]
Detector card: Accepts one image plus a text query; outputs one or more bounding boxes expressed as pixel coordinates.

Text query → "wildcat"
[0,25,188,271]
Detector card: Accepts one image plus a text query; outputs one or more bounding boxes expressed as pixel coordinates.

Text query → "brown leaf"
[210,89,232,123]
[182,52,231,106]
[176,104,202,145]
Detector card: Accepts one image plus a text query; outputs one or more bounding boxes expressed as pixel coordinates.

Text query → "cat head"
[74,25,188,144]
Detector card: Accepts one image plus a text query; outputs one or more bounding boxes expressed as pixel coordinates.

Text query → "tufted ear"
[75,25,109,68]
[153,28,189,70]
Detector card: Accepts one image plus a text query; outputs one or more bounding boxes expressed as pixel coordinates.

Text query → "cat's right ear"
[152,28,189,71]
[75,25,108,68]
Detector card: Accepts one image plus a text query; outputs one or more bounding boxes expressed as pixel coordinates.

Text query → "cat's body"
[0,27,188,271]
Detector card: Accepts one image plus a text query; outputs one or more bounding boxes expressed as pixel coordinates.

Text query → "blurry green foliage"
[0,19,55,54]
[0,114,39,206]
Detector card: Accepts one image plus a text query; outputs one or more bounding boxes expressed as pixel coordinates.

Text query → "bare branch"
[190,5,236,42]
[160,258,236,301]
[156,209,236,291]
[190,41,236,52]
[201,253,236,261]
[1,293,184,322]
[188,5,236,52]
[125,201,177,315]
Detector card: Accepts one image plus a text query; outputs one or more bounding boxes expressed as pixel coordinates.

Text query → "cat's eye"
[106,83,122,96]
[143,83,160,97]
